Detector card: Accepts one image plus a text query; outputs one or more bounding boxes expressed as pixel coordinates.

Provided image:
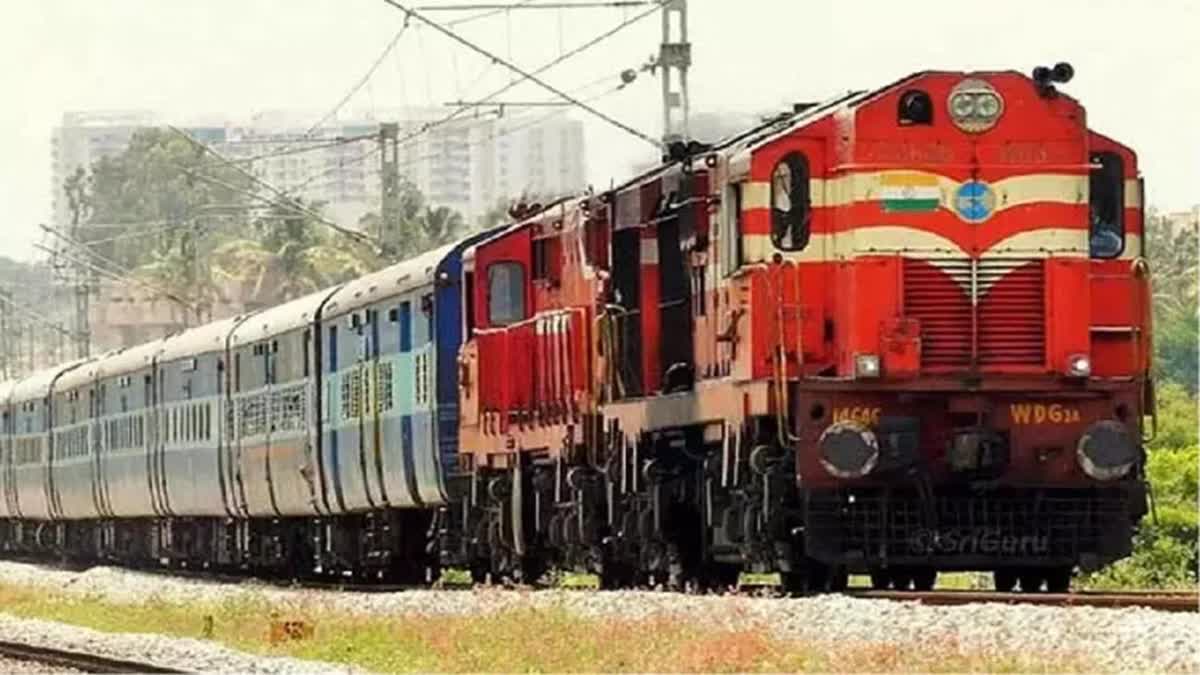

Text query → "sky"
[1,0,1197,261]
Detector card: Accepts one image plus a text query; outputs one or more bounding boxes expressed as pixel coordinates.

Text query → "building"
[51,108,588,233]
[49,108,588,351]
[494,116,587,206]
[50,110,157,228]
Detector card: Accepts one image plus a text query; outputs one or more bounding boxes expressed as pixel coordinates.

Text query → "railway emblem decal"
[954,180,996,223]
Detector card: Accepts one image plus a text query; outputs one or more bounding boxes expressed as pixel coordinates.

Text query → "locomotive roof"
[230,286,342,345]
[323,242,458,318]
[461,197,577,261]
[158,314,254,363]
[10,358,91,403]
[0,380,15,403]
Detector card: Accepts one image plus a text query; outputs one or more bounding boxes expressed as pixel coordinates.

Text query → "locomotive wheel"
[1018,571,1044,593]
[1045,566,1072,593]
[889,568,914,591]
[912,567,937,591]
[827,566,849,592]
[993,568,1017,592]
[869,569,890,590]
[702,563,741,592]
[888,566,912,588]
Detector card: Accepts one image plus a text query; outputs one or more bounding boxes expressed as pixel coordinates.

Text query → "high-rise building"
[50,110,157,228]
[49,108,588,231]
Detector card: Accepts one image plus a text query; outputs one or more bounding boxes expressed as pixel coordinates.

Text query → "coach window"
[1089,152,1124,259]
[487,262,526,326]
[770,152,812,251]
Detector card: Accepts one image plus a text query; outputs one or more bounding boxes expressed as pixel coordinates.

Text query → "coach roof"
[159,314,254,363]
[323,242,458,318]
[10,358,91,403]
[231,286,342,346]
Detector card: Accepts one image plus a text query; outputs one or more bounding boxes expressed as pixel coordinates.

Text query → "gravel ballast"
[0,560,1195,672]
[0,613,354,674]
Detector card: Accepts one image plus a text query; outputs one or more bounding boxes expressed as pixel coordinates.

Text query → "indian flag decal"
[879,173,941,212]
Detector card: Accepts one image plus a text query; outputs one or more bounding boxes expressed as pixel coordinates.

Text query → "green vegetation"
[69,128,477,311]
[0,583,1101,673]
[1084,212,1199,589]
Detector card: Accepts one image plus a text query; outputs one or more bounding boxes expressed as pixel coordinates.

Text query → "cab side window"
[487,262,526,326]
[770,152,812,251]
[1089,152,1124,259]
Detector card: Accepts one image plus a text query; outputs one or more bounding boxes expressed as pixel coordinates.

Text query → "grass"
[0,582,1106,673]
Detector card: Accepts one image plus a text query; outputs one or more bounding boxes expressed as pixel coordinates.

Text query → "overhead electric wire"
[286,145,382,196]
[66,221,201,248]
[38,227,200,311]
[381,0,663,148]
[0,293,77,339]
[167,126,378,247]
[443,0,537,26]
[38,243,196,314]
[214,133,375,166]
[303,24,412,140]
[228,24,410,177]
[380,80,627,184]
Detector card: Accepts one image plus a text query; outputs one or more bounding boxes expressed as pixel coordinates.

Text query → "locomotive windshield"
[487,261,526,326]
[1089,151,1125,258]
[770,152,812,251]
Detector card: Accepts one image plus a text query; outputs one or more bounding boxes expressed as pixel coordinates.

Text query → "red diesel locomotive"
[449,63,1151,592]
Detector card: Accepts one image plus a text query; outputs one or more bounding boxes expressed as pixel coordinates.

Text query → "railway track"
[0,639,185,673]
[848,589,1198,612]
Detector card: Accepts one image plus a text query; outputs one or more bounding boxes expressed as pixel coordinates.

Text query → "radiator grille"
[903,258,1045,370]
[903,259,972,368]
[978,259,1045,366]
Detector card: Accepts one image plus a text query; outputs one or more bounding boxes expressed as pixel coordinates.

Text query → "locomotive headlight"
[950,92,976,118]
[819,421,880,479]
[1066,353,1092,378]
[975,93,1001,117]
[1077,420,1138,481]
[854,353,881,378]
[947,79,1004,132]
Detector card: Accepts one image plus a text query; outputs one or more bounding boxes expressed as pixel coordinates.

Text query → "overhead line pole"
[656,0,690,143]
[35,228,201,313]
[32,244,198,315]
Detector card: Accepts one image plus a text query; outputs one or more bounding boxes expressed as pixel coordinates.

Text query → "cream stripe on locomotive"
[742,227,1143,265]
[740,171,1141,211]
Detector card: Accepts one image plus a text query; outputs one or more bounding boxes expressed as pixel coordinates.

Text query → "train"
[0,65,1153,593]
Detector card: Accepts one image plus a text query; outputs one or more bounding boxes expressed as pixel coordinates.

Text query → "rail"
[0,639,187,673]
[846,589,1197,612]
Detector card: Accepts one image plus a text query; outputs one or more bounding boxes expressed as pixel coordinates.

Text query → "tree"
[212,203,378,307]
[77,128,253,271]
[1146,212,1199,393]
[359,179,473,263]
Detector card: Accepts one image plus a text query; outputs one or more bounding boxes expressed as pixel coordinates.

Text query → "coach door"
[358,307,390,510]
[330,309,385,512]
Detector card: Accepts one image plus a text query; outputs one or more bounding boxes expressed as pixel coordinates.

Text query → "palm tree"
[211,211,378,307]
